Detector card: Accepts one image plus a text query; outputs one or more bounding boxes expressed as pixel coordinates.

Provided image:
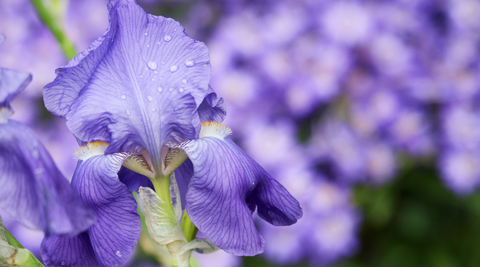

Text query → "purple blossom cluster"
[183,0,480,265]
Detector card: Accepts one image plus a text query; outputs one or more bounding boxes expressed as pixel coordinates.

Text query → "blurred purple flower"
[0,49,95,236]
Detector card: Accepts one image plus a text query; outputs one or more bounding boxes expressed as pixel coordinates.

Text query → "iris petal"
[41,232,97,267]
[180,137,302,256]
[0,120,95,235]
[43,0,213,170]
[73,154,141,267]
[0,68,31,106]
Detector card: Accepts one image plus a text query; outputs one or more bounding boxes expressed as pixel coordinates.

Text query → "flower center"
[199,121,232,139]
[73,141,110,161]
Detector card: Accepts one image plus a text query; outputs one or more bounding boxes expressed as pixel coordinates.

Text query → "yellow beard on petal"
[199,121,232,139]
[73,141,110,161]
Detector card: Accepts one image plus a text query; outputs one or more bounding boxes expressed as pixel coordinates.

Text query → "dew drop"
[147,96,153,102]
[179,88,184,92]
[120,95,126,100]
[164,35,172,42]
[157,87,163,92]
[182,79,187,84]
[154,71,158,74]
[126,110,130,115]
[185,61,195,67]
[161,61,165,65]
[170,65,178,72]
[152,78,156,82]
[147,61,158,70]
[116,251,122,257]
[147,44,150,48]
[61,261,65,266]
[169,88,174,92]
[139,75,143,79]
[144,32,148,36]
[156,41,160,45]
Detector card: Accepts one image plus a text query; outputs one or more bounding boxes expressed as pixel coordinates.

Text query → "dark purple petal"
[174,158,194,209]
[73,153,141,267]
[43,0,212,171]
[0,120,95,235]
[181,137,302,256]
[118,166,154,192]
[0,67,32,105]
[41,232,98,267]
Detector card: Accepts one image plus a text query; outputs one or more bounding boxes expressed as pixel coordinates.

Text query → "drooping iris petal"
[41,232,98,267]
[0,120,95,235]
[41,153,141,267]
[76,154,141,266]
[0,68,31,106]
[180,137,302,256]
[43,0,214,170]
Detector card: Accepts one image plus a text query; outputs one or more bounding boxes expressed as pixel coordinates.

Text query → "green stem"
[181,209,198,243]
[150,175,172,210]
[30,0,77,59]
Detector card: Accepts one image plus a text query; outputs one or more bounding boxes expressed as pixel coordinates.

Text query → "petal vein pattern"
[43,0,211,168]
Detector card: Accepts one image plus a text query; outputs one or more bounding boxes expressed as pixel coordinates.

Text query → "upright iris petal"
[176,122,303,256]
[43,0,223,173]
[41,149,141,267]
[0,60,95,236]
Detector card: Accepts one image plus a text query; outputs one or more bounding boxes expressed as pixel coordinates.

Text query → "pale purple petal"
[0,120,95,235]
[0,67,32,106]
[41,232,98,267]
[181,137,302,256]
[174,158,194,209]
[73,154,141,267]
[43,0,212,172]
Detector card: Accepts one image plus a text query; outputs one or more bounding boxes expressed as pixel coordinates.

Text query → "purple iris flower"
[0,44,95,236]
[41,144,140,267]
[43,0,222,171]
[42,0,301,259]
[174,122,302,256]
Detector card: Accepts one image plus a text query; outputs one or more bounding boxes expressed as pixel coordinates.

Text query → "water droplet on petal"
[61,261,65,266]
[121,95,126,100]
[147,61,158,70]
[152,78,156,82]
[161,61,165,65]
[182,79,187,84]
[126,110,130,115]
[144,32,148,36]
[185,61,195,67]
[179,88,184,92]
[139,75,143,78]
[147,96,153,102]
[156,41,160,45]
[147,44,150,48]
[169,88,174,92]
[164,35,172,42]
[154,71,158,74]
[170,65,178,72]
[157,87,163,92]
[116,251,122,257]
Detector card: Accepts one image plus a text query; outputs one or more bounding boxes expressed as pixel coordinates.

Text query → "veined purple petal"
[0,120,95,235]
[0,67,32,106]
[43,0,212,171]
[181,137,302,256]
[41,232,98,267]
[73,154,141,267]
